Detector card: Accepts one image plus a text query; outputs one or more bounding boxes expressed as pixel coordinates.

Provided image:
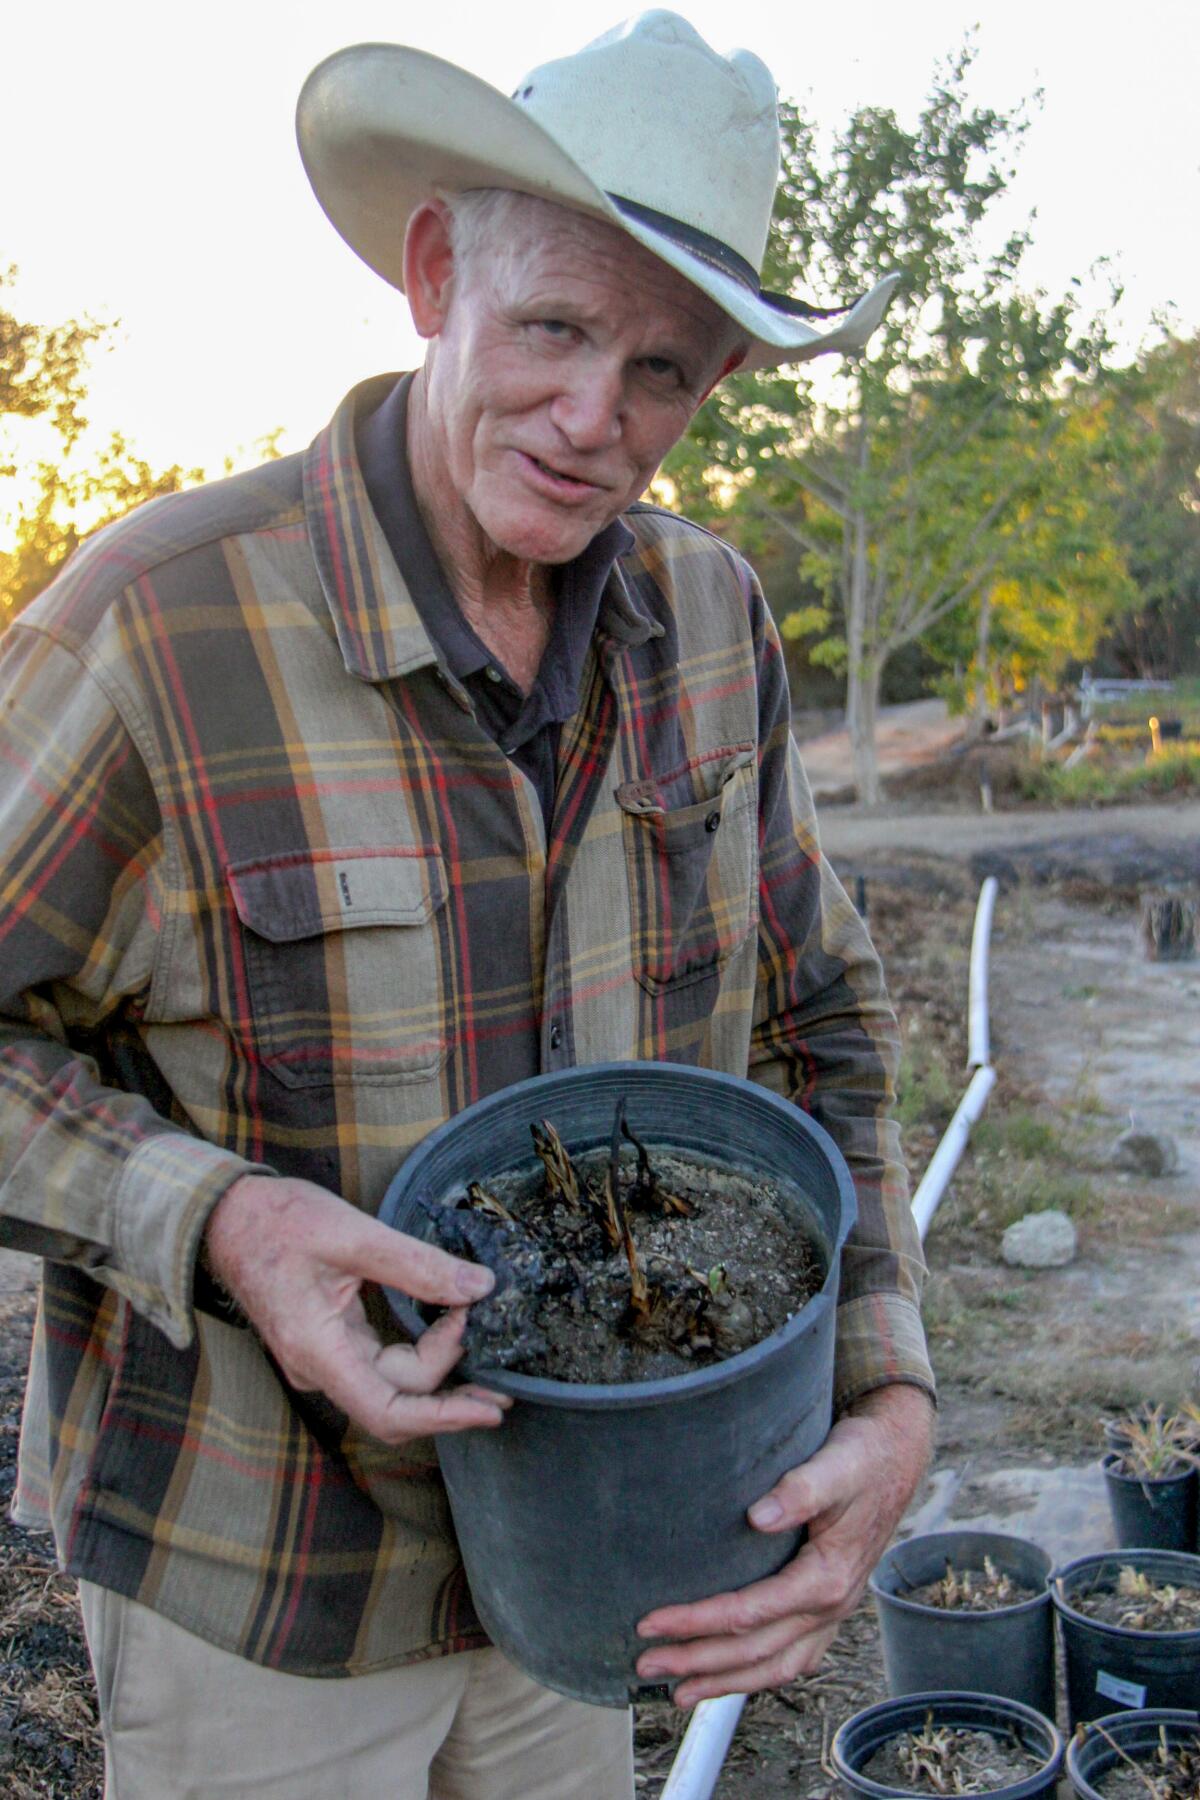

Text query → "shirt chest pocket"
[617,748,759,997]
[226,848,452,1088]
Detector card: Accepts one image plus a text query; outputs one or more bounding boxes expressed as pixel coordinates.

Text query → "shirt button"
[548,1022,563,1050]
[485,665,504,684]
[705,810,721,833]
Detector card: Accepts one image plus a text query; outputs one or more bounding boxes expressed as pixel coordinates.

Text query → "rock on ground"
[1111,1118,1180,1177]
[1001,1209,1078,1269]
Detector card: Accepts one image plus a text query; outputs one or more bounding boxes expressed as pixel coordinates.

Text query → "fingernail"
[457,1265,494,1299]
[638,1660,667,1679]
[750,1497,783,1528]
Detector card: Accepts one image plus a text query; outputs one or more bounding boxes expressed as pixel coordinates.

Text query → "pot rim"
[1101,1450,1199,1485]
[1050,1548,1200,1639]
[380,1061,856,1410]
[830,1689,1063,1800]
[870,1529,1052,1618]
[1066,1708,1200,1796]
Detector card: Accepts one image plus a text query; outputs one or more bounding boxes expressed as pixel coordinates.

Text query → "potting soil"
[862,1725,1045,1795]
[1094,1737,1200,1800]
[418,1139,823,1383]
[907,1561,1040,1612]
[1069,1567,1200,1631]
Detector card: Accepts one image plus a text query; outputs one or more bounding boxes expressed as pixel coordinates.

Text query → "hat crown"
[511,10,780,274]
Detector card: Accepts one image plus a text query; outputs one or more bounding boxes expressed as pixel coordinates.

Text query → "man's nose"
[549,361,625,451]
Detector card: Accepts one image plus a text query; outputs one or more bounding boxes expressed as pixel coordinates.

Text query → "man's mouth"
[519,451,603,494]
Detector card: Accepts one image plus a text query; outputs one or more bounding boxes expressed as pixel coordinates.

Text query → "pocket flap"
[227,848,446,944]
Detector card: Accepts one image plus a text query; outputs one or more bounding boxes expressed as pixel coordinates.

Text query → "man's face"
[417,202,739,567]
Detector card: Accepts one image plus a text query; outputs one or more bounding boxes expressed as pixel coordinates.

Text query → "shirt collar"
[304,374,660,686]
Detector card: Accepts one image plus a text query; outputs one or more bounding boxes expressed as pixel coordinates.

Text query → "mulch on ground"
[0,1291,102,1799]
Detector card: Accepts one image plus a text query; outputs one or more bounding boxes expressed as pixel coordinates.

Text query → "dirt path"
[796,698,961,799]
[819,795,1200,868]
[910,884,1200,1559]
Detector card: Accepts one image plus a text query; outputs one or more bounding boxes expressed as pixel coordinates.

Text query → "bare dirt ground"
[0,778,1197,1797]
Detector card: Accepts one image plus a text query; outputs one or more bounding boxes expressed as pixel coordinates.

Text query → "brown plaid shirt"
[0,374,931,1676]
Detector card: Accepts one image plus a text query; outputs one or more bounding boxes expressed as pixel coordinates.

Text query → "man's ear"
[404,200,457,340]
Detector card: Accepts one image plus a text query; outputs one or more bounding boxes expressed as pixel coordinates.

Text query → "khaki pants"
[80,1583,634,1800]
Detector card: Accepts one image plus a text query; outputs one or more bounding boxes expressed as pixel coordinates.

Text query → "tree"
[0,265,100,455]
[1102,332,1200,675]
[1,270,215,620]
[666,49,1136,800]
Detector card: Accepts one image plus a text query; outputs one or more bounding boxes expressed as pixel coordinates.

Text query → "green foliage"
[0,269,264,619]
[0,265,102,458]
[972,1112,1060,1161]
[1020,742,1200,804]
[894,1044,959,1130]
[1101,333,1200,675]
[665,44,1144,798]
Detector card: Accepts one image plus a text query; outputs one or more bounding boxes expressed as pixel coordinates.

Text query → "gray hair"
[439,187,749,367]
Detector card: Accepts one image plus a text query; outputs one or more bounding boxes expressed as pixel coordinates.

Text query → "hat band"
[607,192,854,322]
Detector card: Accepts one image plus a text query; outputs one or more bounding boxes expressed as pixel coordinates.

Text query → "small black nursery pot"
[831,1690,1063,1800]
[1101,1452,1198,1553]
[379,1061,857,1708]
[869,1530,1055,1715]
[1066,1708,1200,1800]
[1052,1548,1200,1724]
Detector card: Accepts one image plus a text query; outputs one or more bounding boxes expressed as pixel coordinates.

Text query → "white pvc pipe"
[661,879,1001,1800]
[967,877,998,1070]
[909,1063,997,1241]
[658,1692,745,1800]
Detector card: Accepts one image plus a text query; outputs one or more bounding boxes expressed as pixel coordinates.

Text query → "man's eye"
[535,319,574,340]
[641,356,683,385]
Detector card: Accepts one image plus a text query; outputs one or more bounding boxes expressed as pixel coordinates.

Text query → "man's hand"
[203,1173,512,1445]
[635,1382,934,1707]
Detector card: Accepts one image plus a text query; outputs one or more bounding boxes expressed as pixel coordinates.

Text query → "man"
[0,13,933,1797]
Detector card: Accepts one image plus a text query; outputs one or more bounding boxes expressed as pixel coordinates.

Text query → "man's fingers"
[638,1544,854,1642]
[637,1613,808,1682]
[335,1212,495,1307]
[308,1330,508,1444]
[748,1431,862,1533]
[671,1623,840,1710]
[371,1307,493,1396]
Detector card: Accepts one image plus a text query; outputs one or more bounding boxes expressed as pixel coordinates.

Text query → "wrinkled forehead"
[452,190,740,343]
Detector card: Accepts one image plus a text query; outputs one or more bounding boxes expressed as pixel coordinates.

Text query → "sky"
[3,0,1199,500]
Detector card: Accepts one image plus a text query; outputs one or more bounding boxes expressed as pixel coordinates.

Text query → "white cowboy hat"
[296,9,899,371]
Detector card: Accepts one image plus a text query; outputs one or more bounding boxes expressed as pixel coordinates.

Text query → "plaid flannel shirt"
[0,375,932,1676]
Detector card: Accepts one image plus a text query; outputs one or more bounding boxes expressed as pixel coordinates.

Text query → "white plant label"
[1095,1670,1147,1707]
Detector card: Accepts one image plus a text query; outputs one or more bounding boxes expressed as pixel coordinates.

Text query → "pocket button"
[704,810,721,833]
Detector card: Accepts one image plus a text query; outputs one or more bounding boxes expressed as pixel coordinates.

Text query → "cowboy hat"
[296,9,899,370]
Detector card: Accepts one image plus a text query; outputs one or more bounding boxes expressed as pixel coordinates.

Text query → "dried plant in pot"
[1101,1407,1200,1554]
[1066,1709,1200,1800]
[869,1531,1055,1715]
[378,1062,857,1707]
[830,1691,1064,1800]
[1052,1550,1200,1725]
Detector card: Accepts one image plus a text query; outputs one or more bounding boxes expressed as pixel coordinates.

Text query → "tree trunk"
[848,656,883,804]
[967,587,993,741]
[844,389,881,803]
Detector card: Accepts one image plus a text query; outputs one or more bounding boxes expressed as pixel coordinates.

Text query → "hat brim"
[297,43,899,371]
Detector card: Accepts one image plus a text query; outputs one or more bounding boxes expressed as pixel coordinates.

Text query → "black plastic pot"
[1066,1708,1200,1800]
[869,1530,1055,1714]
[1102,1452,1199,1552]
[379,1061,857,1707]
[830,1691,1063,1800]
[1052,1548,1200,1724]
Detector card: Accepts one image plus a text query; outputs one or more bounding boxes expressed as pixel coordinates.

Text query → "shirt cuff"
[833,1290,936,1416]
[112,1132,273,1349]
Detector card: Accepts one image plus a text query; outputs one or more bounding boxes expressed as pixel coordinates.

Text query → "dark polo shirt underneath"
[356,376,632,828]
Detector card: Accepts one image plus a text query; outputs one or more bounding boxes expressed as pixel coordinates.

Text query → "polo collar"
[303,374,661,684]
